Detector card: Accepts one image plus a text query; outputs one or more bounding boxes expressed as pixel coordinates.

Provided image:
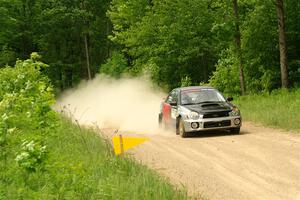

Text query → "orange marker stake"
[112,134,149,155]
[119,134,124,155]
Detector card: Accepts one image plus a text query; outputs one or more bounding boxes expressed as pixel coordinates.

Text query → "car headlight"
[229,107,240,116]
[188,111,200,120]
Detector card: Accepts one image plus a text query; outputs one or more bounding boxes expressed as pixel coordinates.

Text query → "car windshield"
[180,89,226,105]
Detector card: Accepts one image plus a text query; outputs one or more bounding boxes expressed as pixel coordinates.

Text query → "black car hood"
[183,102,232,114]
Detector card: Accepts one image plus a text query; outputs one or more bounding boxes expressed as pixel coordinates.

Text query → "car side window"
[167,90,178,104]
[166,93,173,103]
[172,90,178,103]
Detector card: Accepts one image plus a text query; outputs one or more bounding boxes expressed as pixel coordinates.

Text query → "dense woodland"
[0,0,299,95]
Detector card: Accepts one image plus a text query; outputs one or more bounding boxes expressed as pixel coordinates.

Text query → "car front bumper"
[182,116,242,132]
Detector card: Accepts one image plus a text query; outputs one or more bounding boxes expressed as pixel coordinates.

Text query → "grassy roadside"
[235,89,300,131]
[0,55,189,200]
[2,117,189,200]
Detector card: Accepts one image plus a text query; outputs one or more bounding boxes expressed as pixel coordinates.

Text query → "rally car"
[158,86,241,137]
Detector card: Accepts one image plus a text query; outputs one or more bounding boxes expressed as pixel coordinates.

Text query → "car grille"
[203,111,229,118]
[203,120,231,128]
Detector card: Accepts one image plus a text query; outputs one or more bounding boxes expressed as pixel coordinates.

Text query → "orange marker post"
[112,134,149,155]
[119,134,124,155]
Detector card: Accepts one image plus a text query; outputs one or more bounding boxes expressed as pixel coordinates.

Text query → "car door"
[162,90,178,126]
[166,89,179,128]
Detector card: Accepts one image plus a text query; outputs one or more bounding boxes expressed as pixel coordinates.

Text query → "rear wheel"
[179,119,188,138]
[158,114,162,128]
[159,114,168,130]
[230,127,240,134]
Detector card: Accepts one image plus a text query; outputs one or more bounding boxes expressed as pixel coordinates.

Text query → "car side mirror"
[169,101,177,106]
[227,97,233,102]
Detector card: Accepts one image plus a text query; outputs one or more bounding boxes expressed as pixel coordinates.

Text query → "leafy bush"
[15,140,47,172]
[0,53,57,197]
[0,53,188,200]
[99,52,128,78]
[209,46,281,95]
[209,48,240,96]
[288,60,300,87]
[181,76,192,87]
[0,53,56,129]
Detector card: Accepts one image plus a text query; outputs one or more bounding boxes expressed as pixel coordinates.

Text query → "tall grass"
[0,55,190,200]
[1,118,189,200]
[235,89,300,131]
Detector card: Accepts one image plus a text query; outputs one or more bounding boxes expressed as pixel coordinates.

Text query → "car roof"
[176,86,215,91]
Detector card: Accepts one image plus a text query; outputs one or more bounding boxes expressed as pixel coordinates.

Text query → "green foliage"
[2,117,190,199]
[209,48,240,96]
[241,0,280,92]
[1,0,300,92]
[181,76,192,87]
[285,0,300,87]
[15,140,47,172]
[0,53,57,198]
[38,118,188,200]
[0,0,112,90]
[209,0,300,94]
[109,0,219,90]
[236,89,300,131]
[0,54,188,200]
[108,0,150,43]
[99,52,128,78]
[0,46,16,66]
[0,53,55,130]
[108,0,300,92]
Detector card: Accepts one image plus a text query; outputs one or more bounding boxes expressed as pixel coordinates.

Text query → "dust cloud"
[55,75,166,133]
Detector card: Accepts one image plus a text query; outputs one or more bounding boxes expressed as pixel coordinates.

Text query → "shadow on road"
[187,129,249,138]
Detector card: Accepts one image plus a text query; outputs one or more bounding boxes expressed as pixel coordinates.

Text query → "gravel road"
[101,122,300,200]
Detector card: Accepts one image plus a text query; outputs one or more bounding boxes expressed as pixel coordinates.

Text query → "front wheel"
[230,127,240,134]
[178,119,188,138]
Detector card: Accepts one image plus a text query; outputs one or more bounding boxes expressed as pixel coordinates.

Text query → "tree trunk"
[84,33,92,80]
[233,0,246,95]
[275,0,288,88]
[82,0,92,80]
[106,19,112,58]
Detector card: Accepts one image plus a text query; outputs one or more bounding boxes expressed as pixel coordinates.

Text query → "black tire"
[176,118,180,135]
[158,114,162,128]
[159,114,168,130]
[230,127,240,134]
[178,119,188,138]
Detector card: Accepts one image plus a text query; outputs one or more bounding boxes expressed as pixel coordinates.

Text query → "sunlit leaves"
[108,0,218,89]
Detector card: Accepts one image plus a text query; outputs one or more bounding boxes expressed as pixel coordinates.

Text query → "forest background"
[1,0,299,94]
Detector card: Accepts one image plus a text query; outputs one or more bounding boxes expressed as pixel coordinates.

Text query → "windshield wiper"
[181,103,197,105]
[197,101,221,104]
[182,101,222,105]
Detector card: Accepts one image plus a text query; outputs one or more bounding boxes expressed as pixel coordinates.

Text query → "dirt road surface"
[101,122,300,200]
